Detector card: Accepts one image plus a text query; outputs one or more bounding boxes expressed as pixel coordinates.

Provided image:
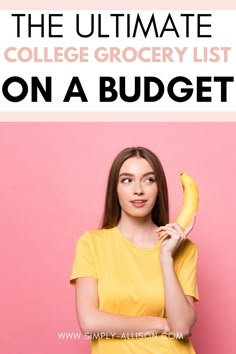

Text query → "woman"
[70,146,199,354]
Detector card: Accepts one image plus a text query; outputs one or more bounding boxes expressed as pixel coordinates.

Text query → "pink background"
[0,122,236,354]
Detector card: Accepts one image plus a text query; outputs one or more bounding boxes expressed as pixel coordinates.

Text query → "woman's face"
[117,157,158,220]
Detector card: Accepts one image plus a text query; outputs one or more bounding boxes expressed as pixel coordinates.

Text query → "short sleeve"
[174,240,199,302]
[69,232,98,286]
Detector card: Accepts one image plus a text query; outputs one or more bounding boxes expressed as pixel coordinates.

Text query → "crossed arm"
[75,275,196,338]
[75,277,171,338]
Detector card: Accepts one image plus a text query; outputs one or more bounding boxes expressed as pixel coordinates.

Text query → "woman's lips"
[130,200,147,208]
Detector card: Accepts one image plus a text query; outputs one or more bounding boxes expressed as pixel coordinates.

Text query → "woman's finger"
[156,225,183,237]
[157,231,169,239]
[156,228,186,244]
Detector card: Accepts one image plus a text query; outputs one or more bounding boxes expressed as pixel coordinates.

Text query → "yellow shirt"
[70,226,199,354]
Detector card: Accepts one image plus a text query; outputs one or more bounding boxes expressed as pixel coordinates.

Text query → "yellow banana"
[175,173,199,230]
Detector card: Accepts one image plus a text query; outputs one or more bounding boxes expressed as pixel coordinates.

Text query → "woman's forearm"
[160,254,196,336]
[79,309,170,338]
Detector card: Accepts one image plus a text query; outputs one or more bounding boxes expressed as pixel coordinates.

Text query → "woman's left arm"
[156,218,197,337]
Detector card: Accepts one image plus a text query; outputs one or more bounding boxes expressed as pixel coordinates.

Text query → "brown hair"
[100,147,169,229]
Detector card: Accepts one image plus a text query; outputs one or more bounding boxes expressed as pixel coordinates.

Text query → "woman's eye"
[121,178,132,183]
[145,177,155,183]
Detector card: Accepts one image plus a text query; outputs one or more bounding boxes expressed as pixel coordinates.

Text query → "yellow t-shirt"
[70,226,199,354]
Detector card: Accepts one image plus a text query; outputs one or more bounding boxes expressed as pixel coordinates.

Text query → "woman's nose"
[133,182,144,195]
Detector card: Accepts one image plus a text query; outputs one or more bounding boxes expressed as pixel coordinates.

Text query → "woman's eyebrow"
[119,172,155,177]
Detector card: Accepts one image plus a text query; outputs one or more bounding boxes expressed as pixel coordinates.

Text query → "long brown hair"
[100,147,169,229]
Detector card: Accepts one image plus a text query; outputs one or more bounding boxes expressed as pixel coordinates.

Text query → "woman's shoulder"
[78,227,116,243]
[179,238,197,252]
[174,238,198,263]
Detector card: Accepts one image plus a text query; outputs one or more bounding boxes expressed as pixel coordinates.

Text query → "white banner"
[0,10,236,113]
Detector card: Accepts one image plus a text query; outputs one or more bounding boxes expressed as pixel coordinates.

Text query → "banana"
[175,173,199,230]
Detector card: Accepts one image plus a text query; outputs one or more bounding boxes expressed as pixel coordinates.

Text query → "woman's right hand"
[158,317,171,334]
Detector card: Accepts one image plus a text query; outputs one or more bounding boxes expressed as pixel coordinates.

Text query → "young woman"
[70,146,199,354]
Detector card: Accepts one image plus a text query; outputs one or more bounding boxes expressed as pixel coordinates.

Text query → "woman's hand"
[155,215,196,258]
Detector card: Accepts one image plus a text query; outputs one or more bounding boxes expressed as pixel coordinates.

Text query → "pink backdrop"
[1,122,235,354]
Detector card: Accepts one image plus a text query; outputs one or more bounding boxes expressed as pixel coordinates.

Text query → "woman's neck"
[117,214,157,242]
